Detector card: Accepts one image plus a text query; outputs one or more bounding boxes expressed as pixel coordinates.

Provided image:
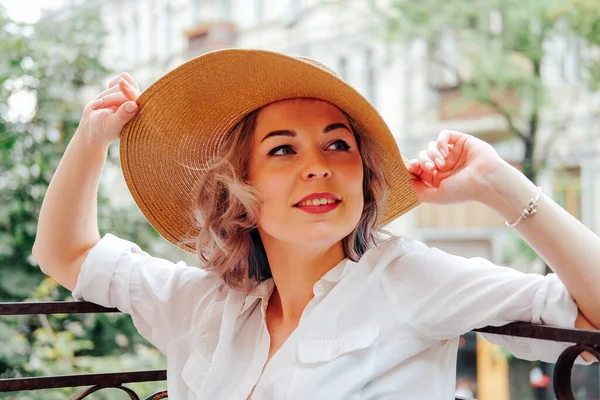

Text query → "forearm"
[33,130,108,275]
[481,163,600,328]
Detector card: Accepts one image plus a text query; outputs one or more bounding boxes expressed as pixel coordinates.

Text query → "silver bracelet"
[505,186,543,228]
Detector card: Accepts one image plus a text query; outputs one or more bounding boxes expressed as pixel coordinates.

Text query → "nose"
[301,151,331,181]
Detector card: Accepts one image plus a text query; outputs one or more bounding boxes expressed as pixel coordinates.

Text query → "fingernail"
[91,98,103,109]
[424,161,434,171]
[125,102,138,113]
[434,157,445,168]
[440,147,448,157]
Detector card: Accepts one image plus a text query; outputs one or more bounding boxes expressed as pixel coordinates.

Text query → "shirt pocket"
[297,324,379,363]
[289,324,380,399]
[181,349,212,399]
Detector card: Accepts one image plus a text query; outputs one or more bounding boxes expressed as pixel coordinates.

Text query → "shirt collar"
[239,278,275,316]
[238,257,350,316]
[312,258,350,296]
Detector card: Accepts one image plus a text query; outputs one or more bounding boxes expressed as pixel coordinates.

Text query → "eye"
[268,145,296,156]
[327,140,351,151]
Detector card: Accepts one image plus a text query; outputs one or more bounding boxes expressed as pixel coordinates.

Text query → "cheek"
[340,157,364,192]
[345,160,365,216]
[252,169,293,208]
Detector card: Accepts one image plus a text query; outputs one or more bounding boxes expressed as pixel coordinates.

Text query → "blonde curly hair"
[193,103,389,292]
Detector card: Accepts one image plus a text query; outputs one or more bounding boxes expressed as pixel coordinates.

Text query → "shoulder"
[365,235,468,280]
[374,235,429,257]
[93,233,229,299]
[368,235,434,266]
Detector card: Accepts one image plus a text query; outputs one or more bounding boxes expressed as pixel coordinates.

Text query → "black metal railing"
[0,301,166,400]
[1,301,599,400]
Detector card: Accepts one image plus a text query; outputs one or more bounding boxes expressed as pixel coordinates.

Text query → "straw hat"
[120,49,419,254]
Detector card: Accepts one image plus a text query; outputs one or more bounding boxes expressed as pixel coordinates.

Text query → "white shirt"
[73,233,588,400]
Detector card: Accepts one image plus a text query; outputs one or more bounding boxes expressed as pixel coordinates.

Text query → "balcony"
[0,301,598,399]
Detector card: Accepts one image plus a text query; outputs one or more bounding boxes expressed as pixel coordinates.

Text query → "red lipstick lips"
[294,192,341,214]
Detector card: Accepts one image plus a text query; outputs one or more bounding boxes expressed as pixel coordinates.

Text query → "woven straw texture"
[120,49,419,254]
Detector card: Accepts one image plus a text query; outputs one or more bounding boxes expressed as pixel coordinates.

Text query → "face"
[248,99,364,250]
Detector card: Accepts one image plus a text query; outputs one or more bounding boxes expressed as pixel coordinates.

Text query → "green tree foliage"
[561,0,600,88]
[0,4,165,398]
[372,0,600,182]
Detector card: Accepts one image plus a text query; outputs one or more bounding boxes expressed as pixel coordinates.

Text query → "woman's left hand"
[407,130,508,205]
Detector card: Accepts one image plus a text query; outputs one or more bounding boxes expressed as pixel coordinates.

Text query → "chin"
[292,225,353,246]
[260,210,361,248]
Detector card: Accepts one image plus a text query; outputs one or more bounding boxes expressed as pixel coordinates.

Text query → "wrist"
[73,127,111,155]
[478,162,538,221]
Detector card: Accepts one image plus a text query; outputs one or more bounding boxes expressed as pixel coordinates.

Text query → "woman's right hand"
[78,72,141,149]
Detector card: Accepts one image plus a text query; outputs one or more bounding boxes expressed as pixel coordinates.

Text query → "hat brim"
[120,49,419,254]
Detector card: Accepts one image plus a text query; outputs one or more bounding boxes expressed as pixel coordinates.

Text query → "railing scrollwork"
[68,385,167,400]
[553,344,600,400]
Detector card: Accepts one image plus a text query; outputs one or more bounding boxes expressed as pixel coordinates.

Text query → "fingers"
[407,158,435,186]
[410,132,462,172]
[91,80,140,110]
[407,130,466,188]
[103,101,138,134]
[118,78,141,99]
[427,141,446,169]
[90,92,129,110]
[93,83,122,101]
[418,149,435,172]
[413,140,452,173]
[108,72,139,91]
[438,129,463,148]
[437,131,451,157]
[439,130,467,159]
[90,72,139,101]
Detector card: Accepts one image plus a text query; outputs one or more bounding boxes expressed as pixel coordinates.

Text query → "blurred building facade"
[44,0,600,398]
[79,0,600,260]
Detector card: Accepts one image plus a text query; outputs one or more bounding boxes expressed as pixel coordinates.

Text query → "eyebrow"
[260,122,351,143]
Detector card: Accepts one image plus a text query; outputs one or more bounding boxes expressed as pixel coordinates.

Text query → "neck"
[259,232,346,324]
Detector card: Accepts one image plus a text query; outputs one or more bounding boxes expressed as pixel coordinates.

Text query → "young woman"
[33,49,599,399]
